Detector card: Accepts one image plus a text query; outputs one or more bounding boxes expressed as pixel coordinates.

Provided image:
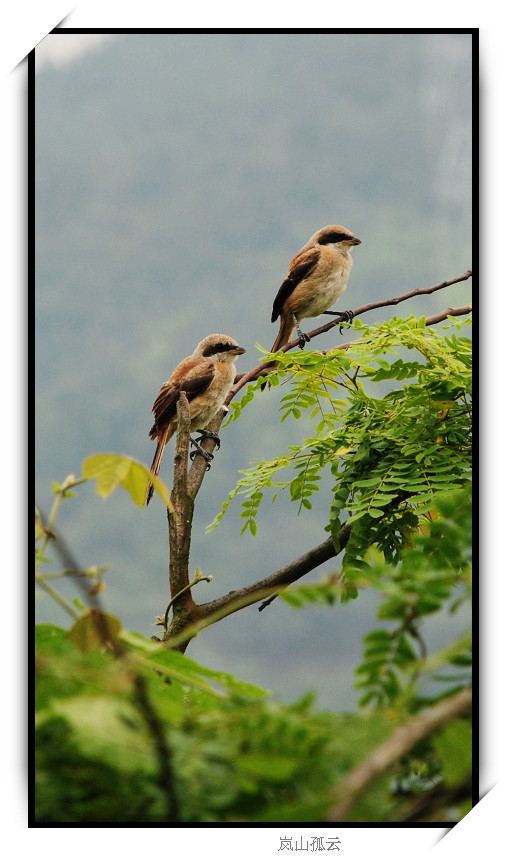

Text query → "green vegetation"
[35,314,472,822]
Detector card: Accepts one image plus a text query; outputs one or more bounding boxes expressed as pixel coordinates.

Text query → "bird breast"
[296,256,353,320]
[188,361,236,431]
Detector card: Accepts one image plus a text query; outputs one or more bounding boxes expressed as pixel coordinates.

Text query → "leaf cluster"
[211,318,472,570]
[354,484,472,709]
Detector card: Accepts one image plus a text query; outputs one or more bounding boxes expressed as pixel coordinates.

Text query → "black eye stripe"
[202,342,237,357]
[318,231,353,245]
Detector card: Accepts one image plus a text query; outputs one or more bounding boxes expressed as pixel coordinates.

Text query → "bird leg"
[294,314,311,349]
[322,309,354,334]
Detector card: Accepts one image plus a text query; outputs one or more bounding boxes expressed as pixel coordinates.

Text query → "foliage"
[35,621,470,823]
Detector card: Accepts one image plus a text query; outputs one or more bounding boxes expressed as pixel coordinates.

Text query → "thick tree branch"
[198,529,350,621]
[167,526,352,646]
[327,686,472,821]
[165,393,199,638]
[187,409,225,500]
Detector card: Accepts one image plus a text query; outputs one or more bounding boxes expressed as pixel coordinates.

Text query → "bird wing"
[271,246,321,322]
[149,359,215,437]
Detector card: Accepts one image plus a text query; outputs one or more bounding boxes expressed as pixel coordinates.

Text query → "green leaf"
[68,609,122,652]
[234,754,298,781]
[138,648,270,700]
[37,696,158,776]
[433,717,472,786]
[82,453,173,510]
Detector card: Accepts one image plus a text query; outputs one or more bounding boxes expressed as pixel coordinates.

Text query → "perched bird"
[270,225,361,353]
[145,334,246,505]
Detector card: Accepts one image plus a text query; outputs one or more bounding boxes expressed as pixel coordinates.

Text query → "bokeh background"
[35,32,472,709]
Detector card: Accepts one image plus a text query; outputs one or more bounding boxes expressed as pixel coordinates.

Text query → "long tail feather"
[145,427,171,505]
[261,312,295,391]
[271,312,295,353]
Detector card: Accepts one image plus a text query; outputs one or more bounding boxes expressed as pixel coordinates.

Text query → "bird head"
[308,225,361,251]
[196,334,247,363]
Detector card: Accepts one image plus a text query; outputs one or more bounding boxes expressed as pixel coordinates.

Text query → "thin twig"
[343,270,472,316]
[424,304,472,326]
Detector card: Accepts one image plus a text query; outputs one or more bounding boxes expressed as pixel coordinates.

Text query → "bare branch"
[197,525,352,625]
[343,269,472,317]
[161,527,352,650]
[424,304,472,326]
[327,686,472,821]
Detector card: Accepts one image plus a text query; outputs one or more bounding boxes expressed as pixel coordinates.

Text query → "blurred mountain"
[35,32,472,709]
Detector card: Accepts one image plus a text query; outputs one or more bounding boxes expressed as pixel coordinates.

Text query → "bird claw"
[297,330,311,349]
[189,447,214,469]
[189,430,220,469]
[337,311,354,335]
[196,429,221,450]
[338,309,354,324]
[323,309,354,335]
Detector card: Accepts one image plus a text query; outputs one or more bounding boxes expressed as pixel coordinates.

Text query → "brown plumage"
[145,334,246,505]
[270,225,361,352]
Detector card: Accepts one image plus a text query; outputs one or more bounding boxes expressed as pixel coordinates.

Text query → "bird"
[270,224,361,353]
[145,334,246,505]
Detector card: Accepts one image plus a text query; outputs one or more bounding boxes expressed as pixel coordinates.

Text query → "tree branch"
[199,525,351,624]
[187,409,225,500]
[162,526,352,648]
[164,393,199,641]
[229,271,472,395]
[338,269,472,318]
[326,686,472,821]
[424,304,472,326]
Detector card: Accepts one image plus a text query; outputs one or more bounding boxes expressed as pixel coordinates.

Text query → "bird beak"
[350,237,362,246]
[232,346,246,355]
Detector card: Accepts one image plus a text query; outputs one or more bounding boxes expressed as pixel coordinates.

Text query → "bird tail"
[145,427,171,505]
[261,312,295,390]
[270,311,294,353]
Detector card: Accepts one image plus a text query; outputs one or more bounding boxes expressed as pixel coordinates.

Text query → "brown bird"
[270,224,361,353]
[145,334,246,505]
